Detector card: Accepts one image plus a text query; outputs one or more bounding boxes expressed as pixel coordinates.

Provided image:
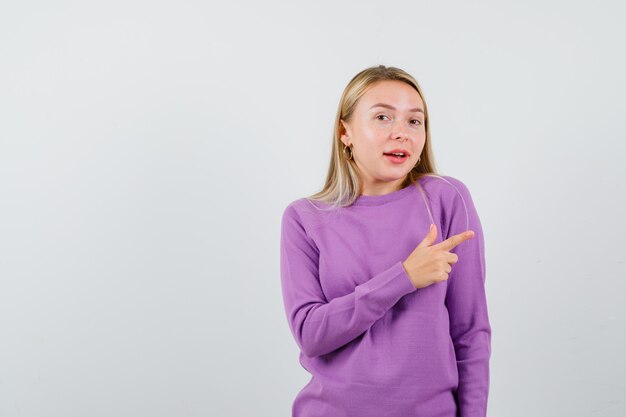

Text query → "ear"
[339,119,351,146]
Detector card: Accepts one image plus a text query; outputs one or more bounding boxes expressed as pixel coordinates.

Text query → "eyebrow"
[369,103,424,113]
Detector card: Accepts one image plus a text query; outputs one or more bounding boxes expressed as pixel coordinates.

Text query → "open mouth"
[383,152,408,161]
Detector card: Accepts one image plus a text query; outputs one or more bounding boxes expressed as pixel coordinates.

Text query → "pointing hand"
[402,224,474,289]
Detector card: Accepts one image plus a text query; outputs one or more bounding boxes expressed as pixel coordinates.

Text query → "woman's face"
[340,80,426,195]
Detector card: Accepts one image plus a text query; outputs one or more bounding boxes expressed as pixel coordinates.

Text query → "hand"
[402,224,475,289]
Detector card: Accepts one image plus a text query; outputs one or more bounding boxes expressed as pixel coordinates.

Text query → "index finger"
[433,230,475,251]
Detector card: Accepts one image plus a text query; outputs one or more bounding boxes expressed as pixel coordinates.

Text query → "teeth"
[391,153,405,156]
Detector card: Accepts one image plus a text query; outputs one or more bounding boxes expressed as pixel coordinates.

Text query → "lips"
[383,153,409,164]
[383,148,410,157]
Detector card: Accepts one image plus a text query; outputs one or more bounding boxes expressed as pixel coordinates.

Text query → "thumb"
[417,223,437,248]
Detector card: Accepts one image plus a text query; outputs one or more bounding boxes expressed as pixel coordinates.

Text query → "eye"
[376,114,390,121]
[410,119,422,126]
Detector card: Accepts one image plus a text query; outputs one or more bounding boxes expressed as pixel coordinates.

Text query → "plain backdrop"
[1,1,625,416]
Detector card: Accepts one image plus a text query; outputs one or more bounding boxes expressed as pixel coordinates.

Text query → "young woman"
[279,65,491,417]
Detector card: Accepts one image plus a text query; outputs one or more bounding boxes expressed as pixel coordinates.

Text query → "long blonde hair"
[306,65,439,209]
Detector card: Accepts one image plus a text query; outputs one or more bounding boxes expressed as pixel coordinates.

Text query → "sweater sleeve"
[443,178,492,417]
[280,203,417,358]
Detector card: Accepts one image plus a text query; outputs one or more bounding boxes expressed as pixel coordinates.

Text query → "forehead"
[359,80,424,108]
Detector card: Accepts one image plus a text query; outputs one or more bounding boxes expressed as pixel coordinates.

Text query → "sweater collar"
[352,183,416,207]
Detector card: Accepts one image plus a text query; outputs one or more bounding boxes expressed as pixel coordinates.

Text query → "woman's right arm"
[279,204,417,358]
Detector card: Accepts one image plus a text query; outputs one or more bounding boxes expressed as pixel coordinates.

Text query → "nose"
[391,121,409,141]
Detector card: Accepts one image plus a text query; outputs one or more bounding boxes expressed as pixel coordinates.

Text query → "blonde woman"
[279,65,491,417]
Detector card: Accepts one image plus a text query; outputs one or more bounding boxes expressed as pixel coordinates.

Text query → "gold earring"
[343,144,353,161]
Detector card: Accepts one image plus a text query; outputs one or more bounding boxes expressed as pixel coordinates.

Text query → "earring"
[343,144,354,161]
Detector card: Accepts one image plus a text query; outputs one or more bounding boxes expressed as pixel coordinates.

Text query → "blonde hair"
[306,65,440,209]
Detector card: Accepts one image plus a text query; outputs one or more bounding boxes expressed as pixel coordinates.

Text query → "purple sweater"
[279,174,491,417]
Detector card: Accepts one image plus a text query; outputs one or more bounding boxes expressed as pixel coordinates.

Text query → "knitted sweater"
[279,174,491,417]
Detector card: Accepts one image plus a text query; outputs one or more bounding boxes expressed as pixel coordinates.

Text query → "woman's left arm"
[442,176,492,417]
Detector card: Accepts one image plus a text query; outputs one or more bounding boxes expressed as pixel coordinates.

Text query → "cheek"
[363,143,383,159]
[358,125,381,140]
[413,133,426,146]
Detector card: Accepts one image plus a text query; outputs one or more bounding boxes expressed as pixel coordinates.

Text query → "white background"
[1,1,625,416]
